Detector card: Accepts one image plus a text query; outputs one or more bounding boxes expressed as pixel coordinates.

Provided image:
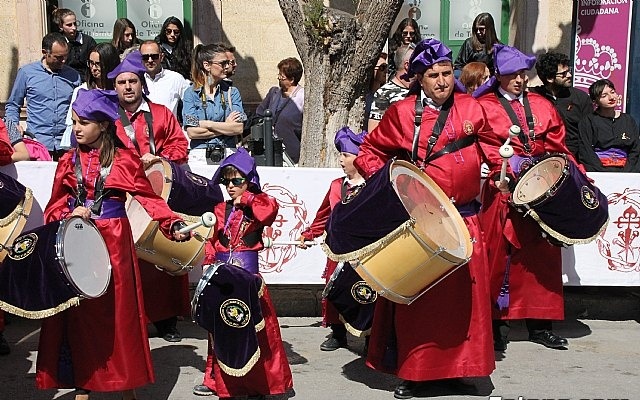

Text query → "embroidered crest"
[622,132,630,140]
[185,171,209,187]
[9,233,38,260]
[350,281,377,304]
[581,185,600,209]
[219,299,251,328]
[463,121,474,135]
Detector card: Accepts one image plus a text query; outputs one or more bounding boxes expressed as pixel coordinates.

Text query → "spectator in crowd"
[111,18,140,60]
[460,61,490,94]
[530,52,592,158]
[52,8,97,81]
[388,18,421,77]
[454,12,501,76]
[577,79,640,172]
[0,119,29,164]
[182,43,245,152]
[368,43,415,132]
[220,43,238,79]
[255,57,304,164]
[63,43,121,148]
[108,51,190,342]
[5,32,81,160]
[363,53,389,130]
[155,16,192,80]
[140,40,190,118]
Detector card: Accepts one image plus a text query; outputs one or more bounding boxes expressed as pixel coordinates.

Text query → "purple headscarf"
[402,38,453,80]
[72,89,119,122]
[334,127,367,155]
[211,148,262,193]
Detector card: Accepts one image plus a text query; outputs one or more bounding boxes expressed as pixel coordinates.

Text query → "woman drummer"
[35,89,189,400]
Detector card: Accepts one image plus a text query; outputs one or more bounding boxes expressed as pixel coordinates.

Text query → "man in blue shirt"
[5,32,81,160]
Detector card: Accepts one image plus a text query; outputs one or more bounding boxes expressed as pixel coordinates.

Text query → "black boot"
[320,324,347,351]
[154,317,182,342]
[493,320,509,351]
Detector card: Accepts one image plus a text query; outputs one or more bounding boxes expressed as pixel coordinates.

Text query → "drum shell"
[0,188,33,263]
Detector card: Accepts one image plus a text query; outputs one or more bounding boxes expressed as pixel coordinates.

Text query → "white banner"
[2,163,639,286]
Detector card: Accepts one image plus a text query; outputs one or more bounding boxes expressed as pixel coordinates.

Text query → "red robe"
[0,121,14,166]
[300,177,344,326]
[36,147,182,392]
[202,191,293,397]
[355,92,495,381]
[476,91,580,320]
[116,100,190,322]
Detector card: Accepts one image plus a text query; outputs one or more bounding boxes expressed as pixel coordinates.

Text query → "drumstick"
[263,237,318,248]
[178,212,216,234]
[498,125,520,184]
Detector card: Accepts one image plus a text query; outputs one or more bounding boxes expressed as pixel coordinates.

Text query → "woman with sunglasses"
[52,8,97,81]
[454,12,501,76]
[182,43,246,155]
[154,16,192,80]
[577,79,640,172]
[111,18,140,60]
[62,43,121,149]
[388,18,421,78]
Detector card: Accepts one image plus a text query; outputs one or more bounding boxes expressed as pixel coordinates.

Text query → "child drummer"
[193,148,293,399]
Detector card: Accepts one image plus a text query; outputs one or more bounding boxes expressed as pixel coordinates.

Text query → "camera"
[206,143,225,164]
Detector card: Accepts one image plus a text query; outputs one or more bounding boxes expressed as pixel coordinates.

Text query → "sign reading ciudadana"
[58,0,117,40]
[127,0,185,41]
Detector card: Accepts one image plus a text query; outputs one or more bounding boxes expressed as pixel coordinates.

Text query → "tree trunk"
[278,0,403,167]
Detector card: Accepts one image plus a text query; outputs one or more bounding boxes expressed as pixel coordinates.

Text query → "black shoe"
[193,384,215,396]
[494,336,508,351]
[394,380,417,399]
[160,327,182,342]
[529,330,568,348]
[320,336,347,351]
[0,333,10,356]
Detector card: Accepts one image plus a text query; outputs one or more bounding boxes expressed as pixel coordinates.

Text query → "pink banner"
[574,1,633,110]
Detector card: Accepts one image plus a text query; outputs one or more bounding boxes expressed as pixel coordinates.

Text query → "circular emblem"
[9,233,38,261]
[219,299,251,328]
[185,171,209,187]
[350,281,377,304]
[581,185,600,209]
[463,120,474,135]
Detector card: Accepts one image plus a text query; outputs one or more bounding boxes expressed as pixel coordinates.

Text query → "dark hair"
[87,43,120,90]
[535,52,570,82]
[220,165,243,179]
[191,43,228,88]
[277,57,303,85]
[390,18,421,54]
[52,8,75,28]
[42,32,68,52]
[460,62,489,94]
[216,42,236,53]
[472,13,501,54]
[111,18,139,54]
[99,123,121,168]
[588,79,615,102]
[156,16,192,79]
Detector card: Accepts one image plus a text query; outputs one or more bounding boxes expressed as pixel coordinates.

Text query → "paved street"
[0,316,639,400]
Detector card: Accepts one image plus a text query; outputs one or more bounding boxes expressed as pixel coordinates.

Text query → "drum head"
[512,155,567,205]
[57,217,111,298]
[390,161,471,261]
[145,160,172,198]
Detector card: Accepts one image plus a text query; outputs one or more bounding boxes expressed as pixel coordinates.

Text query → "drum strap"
[411,95,453,164]
[73,149,112,215]
[496,92,536,153]
[118,107,156,156]
[424,135,476,164]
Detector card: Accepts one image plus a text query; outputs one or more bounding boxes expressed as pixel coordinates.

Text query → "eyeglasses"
[209,60,231,68]
[228,60,237,67]
[220,177,247,186]
[165,28,181,35]
[402,31,415,37]
[86,60,100,68]
[374,63,388,72]
[555,67,573,78]
[141,53,161,61]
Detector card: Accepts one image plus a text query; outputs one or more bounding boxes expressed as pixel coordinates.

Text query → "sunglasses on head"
[220,177,247,186]
[141,53,160,61]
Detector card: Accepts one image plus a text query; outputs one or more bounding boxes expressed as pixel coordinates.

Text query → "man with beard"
[530,52,592,158]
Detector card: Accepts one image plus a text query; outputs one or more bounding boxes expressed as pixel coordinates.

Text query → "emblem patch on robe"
[9,233,38,260]
[219,299,251,328]
[186,171,209,187]
[581,186,600,209]
[463,121,474,135]
[350,281,377,304]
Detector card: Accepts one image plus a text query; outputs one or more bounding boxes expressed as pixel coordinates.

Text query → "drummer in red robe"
[475,44,582,351]
[36,89,189,400]
[108,51,190,342]
[354,38,495,399]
